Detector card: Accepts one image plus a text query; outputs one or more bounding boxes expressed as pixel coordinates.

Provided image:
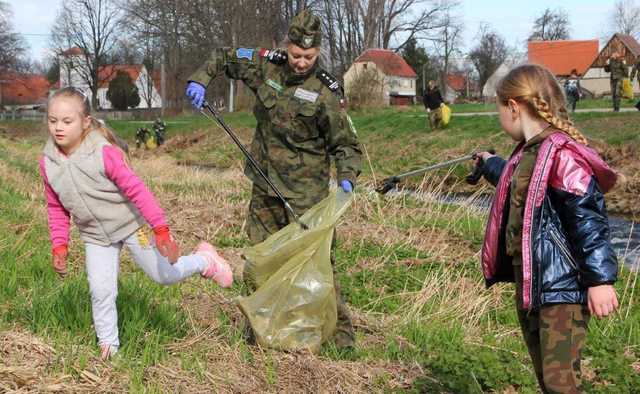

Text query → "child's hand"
[52,245,68,278]
[588,284,619,318]
[153,225,180,264]
[473,151,495,166]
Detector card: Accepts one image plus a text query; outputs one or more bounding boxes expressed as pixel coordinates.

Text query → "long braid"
[531,95,588,145]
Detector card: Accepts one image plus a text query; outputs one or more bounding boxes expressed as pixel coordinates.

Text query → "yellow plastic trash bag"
[622,78,634,99]
[441,104,452,126]
[238,190,353,353]
[145,134,157,149]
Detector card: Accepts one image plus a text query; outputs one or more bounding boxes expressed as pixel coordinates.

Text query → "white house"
[59,47,162,109]
[482,56,526,99]
[344,49,418,106]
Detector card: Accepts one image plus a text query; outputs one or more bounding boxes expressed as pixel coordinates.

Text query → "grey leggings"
[85,229,206,349]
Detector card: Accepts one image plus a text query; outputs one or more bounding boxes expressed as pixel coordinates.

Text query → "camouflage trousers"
[245,188,355,344]
[427,108,443,130]
[611,79,622,111]
[514,260,590,393]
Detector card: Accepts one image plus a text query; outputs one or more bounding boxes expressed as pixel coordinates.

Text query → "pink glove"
[52,245,68,278]
[153,225,180,264]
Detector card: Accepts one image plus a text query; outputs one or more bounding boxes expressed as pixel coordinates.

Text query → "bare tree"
[469,24,508,92]
[431,3,462,94]
[51,0,123,108]
[528,7,570,41]
[0,1,27,71]
[380,0,453,50]
[610,0,640,39]
[321,0,454,76]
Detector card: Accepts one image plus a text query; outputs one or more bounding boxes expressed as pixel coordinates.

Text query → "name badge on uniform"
[294,88,319,103]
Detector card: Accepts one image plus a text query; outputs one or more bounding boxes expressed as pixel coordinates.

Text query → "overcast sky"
[7,0,621,63]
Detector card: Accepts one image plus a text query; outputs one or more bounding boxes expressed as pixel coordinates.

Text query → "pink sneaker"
[196,242,233,288]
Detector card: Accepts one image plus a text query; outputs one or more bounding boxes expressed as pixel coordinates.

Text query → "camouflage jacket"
[608,58,628,80]
[189,48,362,202]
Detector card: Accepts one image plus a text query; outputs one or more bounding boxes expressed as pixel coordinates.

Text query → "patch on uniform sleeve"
[266,79,284,93]
[294,88,319,103]
[236,48,254,60]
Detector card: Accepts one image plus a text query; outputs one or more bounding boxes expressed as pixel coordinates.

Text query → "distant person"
[563,69,582,113]
[422,80,445,130]
[475,64,618,393]
[605,51,628,112]
[631,57,640,111]
[153,117,167,145]
[40,87,232,360]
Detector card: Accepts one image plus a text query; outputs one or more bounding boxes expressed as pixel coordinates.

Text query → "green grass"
[449,98,637,113]
[1,108,639,392]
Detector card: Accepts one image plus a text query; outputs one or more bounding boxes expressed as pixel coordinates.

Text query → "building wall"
[59,56,162,109]
[344,62,416,105]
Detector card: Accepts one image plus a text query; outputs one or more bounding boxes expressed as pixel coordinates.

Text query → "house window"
[363,63,368,70]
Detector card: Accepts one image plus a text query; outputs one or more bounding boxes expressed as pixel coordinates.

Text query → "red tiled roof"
[527,40,599,76]
[354,49,417,78]
[446,73,466,91]
[62,47,84,56]
[0,72,51,105]
[98,65,142,88]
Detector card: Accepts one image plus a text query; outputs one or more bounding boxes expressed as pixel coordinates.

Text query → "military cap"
[288,10,322,49]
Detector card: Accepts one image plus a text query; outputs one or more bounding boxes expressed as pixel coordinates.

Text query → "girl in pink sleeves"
[40,87,233,359]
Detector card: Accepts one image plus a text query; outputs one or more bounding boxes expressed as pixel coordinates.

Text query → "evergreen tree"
[106,70,140,110]
[402,38,432,97]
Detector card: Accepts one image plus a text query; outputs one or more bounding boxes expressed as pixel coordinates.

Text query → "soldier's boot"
[333,293,355,349]
[242,318,257,345]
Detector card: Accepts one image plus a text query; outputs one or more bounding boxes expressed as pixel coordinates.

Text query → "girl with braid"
[475,64,618,393]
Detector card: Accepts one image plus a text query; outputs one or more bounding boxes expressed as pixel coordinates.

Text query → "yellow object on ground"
[145,134,157,149]
[441,104,452,126]
[622,78,634,99]
[238,190,353,353]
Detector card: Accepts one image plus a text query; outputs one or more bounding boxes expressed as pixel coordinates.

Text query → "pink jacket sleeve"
[102,145,168,229]
[39,157,71,248]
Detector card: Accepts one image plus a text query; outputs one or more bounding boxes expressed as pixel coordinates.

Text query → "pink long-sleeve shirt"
[40,145,167,248]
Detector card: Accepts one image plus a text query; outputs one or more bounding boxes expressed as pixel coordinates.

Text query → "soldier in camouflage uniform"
[186,10,362,348]
[630,57,640,111]
[631,57,640,86]
[606,51,628,112]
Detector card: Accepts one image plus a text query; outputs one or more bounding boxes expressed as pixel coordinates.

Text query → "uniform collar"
[283,63,318,86]
[524,126,555,150]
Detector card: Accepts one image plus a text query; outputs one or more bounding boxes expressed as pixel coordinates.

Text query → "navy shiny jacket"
[481,132,618,310]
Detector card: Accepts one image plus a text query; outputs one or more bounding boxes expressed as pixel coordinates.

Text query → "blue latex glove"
[185,82,206,109]
[340,180,353,193]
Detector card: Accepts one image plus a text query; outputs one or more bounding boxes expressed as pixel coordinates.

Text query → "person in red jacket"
[475,64,618,393]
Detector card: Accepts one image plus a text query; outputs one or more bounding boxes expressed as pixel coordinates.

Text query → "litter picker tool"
[200,101,308,229]
[377,149,495,195]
